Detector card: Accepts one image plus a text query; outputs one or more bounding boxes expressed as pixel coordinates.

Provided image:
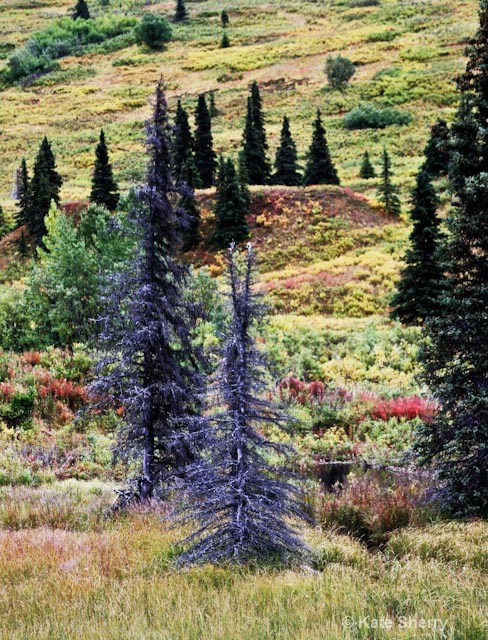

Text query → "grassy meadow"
[0,482,487,640]
[0,0,477,210]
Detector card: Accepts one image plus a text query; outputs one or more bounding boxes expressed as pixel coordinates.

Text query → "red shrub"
[36,377,88,410]
[370,396,437,422]
[21,351,42,366]
[0,382,12,400]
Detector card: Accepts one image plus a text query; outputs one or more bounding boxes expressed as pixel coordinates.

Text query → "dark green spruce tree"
[174,0,188,22]
[221,9,229,27]
[237,150,251,210]
[194,94,216,188]
[209,91,218,118]
[220,32,230,48]
[390,169,443,324]
[72,0,90,19]
[303,109,340,186]
[90,129,119,211]
[173,100,200,185]
[29,137,62,245]
[179,156,201,249]
[212,156,249,248]
[15,158,30,228]
[273,115,301,186]
[423,119,451,178]
[242,82,270,184]
[416,0,488,518]
[377,148,401,216]
[359,150,376,179]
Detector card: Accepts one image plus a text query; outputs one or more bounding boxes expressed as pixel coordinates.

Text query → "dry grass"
[0,489,486,639]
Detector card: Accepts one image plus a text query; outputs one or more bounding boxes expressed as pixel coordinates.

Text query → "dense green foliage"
[324,54,355,91]
[391,170,443,324]
[29,137,62,246]
[417,0,488,518]
[174,0,188,23]
[303,109,340,186]
[220,33,230,49]
[344,103,412,130]
[14,159,29,228]
[211,157,249,248]
[72,0,90,20]
[5,15,136,83]
[134,13,172,49]
[90,130,119,211]
[194,94,216,188]
[377,149,401,216]
[273,116,301,186]
[242,82,271,185]
[359,151,376,179]
[27,204,129,347]
[423,119,451,177]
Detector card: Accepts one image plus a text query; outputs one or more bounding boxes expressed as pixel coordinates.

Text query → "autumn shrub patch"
[318,469,439,545]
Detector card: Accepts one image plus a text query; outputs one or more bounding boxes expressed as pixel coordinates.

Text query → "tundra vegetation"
[0,0,487,637]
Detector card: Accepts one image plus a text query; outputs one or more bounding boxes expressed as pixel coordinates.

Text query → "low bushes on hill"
[344,103,412,129]
[4,15,136,83]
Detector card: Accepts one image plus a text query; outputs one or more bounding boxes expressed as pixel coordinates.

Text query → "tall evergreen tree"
[29,137,62,245]
[221,9,229,27]
[90,129,119,211]
[423,119,451,178]
[72,0,90,19]
[15,158,30,228]
[194,94,216,188]
[250,81,267,153]
[220,32,230,48]
[359,150,375,179]
[18,230,28,256]
[416,0,488,518]
[237,150,251,210]
[390,170,443,324]
[377,148,401,216]
[212,157,249,248]
[91,81,205,502]
[174,0,188,22]
[173,100,199,184]
[303,109,340,186]
[242,88,270,185]
[179,244,307,564]
[273,115,301,186]
[209,91,218,118]
[179,156,201,249]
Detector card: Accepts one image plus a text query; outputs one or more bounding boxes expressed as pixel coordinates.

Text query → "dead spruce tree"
[91,80,205,502]
[179,244,307,564]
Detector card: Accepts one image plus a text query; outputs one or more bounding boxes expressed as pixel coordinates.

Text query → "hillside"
[187,185,405,316]
[0,0,477,212]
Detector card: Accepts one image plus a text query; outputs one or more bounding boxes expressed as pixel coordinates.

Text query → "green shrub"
[367,30,400,42]
[0,286,37,352]
[134,13,172,49]
[6,15,136,82]
[324,54,355,91]
[348,0,380,6]
[344,103,412,129]
[0,388,35,430]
